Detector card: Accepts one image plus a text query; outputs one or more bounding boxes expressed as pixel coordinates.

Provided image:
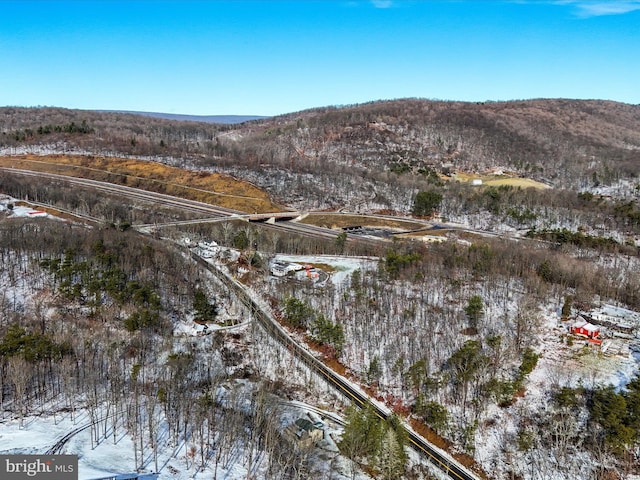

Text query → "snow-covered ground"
[1,197,50,219]
[3,193,640,479]
[474,303,640,480]
[0,410,159,480]
[0,225,377,480]
[0,401,370,480]
[530,306,639,391]
[271,254,378,286]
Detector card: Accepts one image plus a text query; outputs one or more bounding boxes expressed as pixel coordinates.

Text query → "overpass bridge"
[247,211,301,223]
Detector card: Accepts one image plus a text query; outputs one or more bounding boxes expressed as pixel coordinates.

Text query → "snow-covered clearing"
[271,254,378,286]
[1,196,51,219]
[0,411,149,480]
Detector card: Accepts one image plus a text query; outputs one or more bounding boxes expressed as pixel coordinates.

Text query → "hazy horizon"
[1,1,639,116]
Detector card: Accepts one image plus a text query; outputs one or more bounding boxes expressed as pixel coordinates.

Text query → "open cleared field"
[454,171,551,190]
[483,177,551,189]
[301,213,427,231]
[0,154,283,213]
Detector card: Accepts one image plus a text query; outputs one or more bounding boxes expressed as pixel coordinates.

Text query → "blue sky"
[1,1,638,115]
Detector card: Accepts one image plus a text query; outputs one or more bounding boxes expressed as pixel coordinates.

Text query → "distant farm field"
[0,154,282,213]
[483,177,551,189]
[454,172,550,190]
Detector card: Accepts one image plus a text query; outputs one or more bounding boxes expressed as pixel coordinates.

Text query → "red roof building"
[570,320,600,339]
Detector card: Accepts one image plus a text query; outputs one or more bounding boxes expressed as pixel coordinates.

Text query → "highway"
[0,167,243,218]
[1,166,415,249]
[0,167,350,242]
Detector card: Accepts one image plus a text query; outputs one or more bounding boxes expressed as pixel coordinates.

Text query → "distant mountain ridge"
[2,99,640,211]
[98,110,268,124]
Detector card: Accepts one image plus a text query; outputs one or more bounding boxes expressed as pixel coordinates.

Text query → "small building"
[270,261,303,277]
[588,304,639,335]
[271,262,288,277]
[28,210,48,217]
[304,264,320,279]
[197,240,219,258]
[292,418,324,447]
[471,179,483,186]
[198,240,218,250]
[570,320,600,340]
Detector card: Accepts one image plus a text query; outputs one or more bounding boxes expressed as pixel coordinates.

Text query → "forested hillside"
[2,100,640,186]
[2,99,639,226]
[2,99,640,479]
